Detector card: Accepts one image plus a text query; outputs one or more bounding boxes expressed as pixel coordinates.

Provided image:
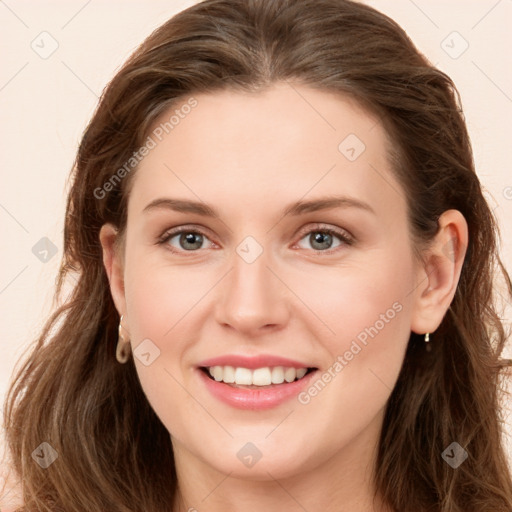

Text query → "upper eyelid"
[295,223,353,240]
[158,223,214,240]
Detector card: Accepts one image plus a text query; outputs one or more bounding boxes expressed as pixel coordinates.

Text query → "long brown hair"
[3,0,512,510]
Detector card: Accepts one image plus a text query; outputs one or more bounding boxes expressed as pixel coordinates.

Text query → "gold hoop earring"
[116,315,131,364]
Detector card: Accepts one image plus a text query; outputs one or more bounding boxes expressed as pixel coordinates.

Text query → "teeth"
[212,366,223,381]
[296,368,307,379]
[207,365,310,386]
[252,367,272,386]
[222,365,235,383]
[271,366,285,384]
[234,367,252,385]
[284,367,296,382]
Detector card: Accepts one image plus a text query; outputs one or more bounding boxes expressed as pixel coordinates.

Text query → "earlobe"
[99,223,126,316]
[410,209,468,335]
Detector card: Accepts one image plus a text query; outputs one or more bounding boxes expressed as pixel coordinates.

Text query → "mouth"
[199,365,318,389]
[196,356,320,409]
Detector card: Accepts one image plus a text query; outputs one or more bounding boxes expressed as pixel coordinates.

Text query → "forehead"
[127,82,406,222]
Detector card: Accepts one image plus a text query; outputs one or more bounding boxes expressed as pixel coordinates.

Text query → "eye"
[295,224,354,254]
[158,227,215,253]
[157,223,353,255]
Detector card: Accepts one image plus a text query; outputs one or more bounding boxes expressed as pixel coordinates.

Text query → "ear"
[410,209,468,335]
[99,223,127,316]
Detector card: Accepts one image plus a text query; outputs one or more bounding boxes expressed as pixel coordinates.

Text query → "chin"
[213,456,307,481]
[196,436,316,481]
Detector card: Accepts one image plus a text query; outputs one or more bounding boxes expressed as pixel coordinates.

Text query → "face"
[108,82,424,480]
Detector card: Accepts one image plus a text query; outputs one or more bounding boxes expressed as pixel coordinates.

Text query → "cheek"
[295,252,414,403]
[123,251,209,341]
[297,253,414,416]
[122,256,205,434]
[290,253,413,349]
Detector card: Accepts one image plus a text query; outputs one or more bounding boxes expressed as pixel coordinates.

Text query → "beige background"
[1,0,511,506]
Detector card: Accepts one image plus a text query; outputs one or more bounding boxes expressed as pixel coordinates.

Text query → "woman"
[3,0,512,510]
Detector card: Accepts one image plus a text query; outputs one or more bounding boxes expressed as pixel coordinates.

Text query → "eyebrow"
[142,195,376,218]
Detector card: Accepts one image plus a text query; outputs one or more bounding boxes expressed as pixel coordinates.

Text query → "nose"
[215,246,290,337]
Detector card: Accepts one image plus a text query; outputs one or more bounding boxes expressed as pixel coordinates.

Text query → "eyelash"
[157,223,354,256]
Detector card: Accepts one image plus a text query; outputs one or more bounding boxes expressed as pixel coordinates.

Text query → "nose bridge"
[216,235,288,333]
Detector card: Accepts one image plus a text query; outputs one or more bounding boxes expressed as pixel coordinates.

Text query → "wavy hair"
[3,0,512,510]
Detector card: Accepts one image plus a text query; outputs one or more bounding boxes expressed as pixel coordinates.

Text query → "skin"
[100,82,468,512]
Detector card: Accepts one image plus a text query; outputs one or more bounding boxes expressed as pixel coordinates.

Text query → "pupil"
[181,232,203,250]
[311,232,332,250]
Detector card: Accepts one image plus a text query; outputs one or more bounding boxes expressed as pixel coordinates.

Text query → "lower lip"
[197,368,318,410]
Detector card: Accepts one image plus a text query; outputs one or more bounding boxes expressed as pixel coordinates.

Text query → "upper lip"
[197,354,316,370]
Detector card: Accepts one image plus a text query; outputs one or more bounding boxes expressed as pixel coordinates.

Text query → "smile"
[197,365,318,410]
